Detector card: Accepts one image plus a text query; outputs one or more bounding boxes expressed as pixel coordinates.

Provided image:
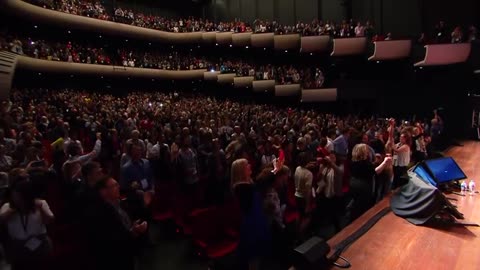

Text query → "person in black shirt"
[370,131,386,155]
[231,159,270,270]
[350,144,392,221]
[85,176,147,270]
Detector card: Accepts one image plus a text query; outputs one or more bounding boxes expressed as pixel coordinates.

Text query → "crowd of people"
[0,34,212,70]
[0,32,328,87]
[217,60,324,88]
[418,21,479,44]
[21,0,480,43]
[0,87,443,269]
[25,0,378,38]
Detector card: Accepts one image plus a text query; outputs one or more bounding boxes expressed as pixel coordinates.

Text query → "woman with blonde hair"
[231,159,271,270]
[350,144,392,220]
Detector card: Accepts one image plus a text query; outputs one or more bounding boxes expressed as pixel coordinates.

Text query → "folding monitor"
[424,157,467,184]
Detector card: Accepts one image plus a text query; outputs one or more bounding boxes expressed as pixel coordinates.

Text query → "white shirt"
[261,154,276,167]
[355,26,365,37]
[326,137,334,152]
[394,143,411,167]
[0,200,53,241]
[294,166,313,198]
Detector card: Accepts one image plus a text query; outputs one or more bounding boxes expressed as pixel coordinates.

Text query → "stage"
[327,141,480,270]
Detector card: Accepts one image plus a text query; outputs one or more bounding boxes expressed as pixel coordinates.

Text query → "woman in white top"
[391,132,411,189]
[294,152,313,216]
[0,174,54,269]
[294,152,313,241]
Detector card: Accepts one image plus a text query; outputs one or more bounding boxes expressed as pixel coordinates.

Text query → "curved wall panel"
[414,43,471,66]
[202,32,217,45]
[252,80,275,92]
[2,0,203,44]
[234,76,254,88]
[16,55,206,79]
[204,71,220,81]
[331,37,367,56]
[369,40,412,61]
[301,88,337,102]
[232,33,252,47]
[0,51,18,101]
[251,33,275,48]
[216,32,233,45]
[274,34,301,50]
[217,73,236,84]
[275,84,301,96]
[301,36,331,53]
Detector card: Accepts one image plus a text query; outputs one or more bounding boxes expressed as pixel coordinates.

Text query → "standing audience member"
[120,143,155,219]
[350,144,391,220]
[231,159,271,270]
[85,176,148,270]
[0,175,54,270]
[315,153,344,232]
[294,152,313,241]
[389,132,411,189]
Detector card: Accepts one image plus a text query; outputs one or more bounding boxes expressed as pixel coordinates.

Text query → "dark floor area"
[137,213,348,270]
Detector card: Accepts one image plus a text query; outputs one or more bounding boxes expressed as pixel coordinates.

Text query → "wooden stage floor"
[326,141,480,270]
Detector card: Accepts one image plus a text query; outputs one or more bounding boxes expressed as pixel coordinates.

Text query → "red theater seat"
[152,182,174,222]
[190,207,239,259]
[285,178,299,224]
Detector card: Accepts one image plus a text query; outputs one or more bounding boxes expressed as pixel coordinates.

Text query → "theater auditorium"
[0,0,479,269]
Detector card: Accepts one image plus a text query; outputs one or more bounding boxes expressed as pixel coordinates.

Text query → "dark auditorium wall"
[258,0,275,21]
[351,0,421,36]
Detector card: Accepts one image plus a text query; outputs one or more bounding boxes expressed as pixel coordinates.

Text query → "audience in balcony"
[451,26,464,44]
[23,0,480,45]
[468,25,478,42]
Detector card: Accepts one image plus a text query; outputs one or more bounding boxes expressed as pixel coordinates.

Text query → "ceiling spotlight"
[264,48,266,50]
[285,50,288,53]
[377,61,380,64]
[197,45,200,48]
[171,45,174,49]
[67,30,71,34]
[148,42,151,45]
[190,49,192,51]
[38,72,41,75]
[310,53,313,56]
[152,79,155,81]
[245,46,249,49]
[99,35,102,38]
[419,67,423,70]
[70,75,74,77]
[127,77,130,80]
[100,76,103,79]
[215,43,218,46]
[34,25,38,29]
[229,44,233,47]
